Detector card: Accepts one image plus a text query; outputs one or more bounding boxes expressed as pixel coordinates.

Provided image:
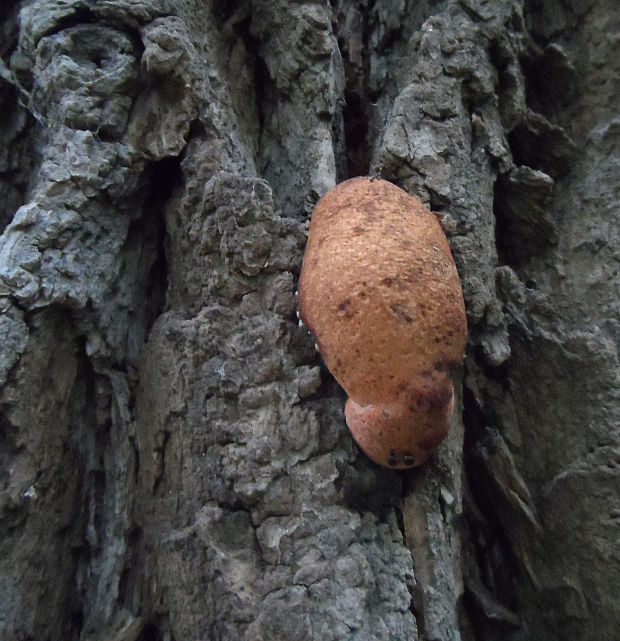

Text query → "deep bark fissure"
[139,154,177,317]
[332,1,372,178]
[0,83,37,232]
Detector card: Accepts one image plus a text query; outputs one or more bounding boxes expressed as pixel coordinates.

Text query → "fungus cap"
[298,177,467,469]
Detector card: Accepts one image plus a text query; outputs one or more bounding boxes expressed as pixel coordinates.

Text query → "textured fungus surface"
[298,177,467,468]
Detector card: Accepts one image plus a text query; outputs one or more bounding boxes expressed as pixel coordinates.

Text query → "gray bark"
[0,1,618,640]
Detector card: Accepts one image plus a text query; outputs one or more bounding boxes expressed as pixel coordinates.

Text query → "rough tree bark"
[0,1,618,640]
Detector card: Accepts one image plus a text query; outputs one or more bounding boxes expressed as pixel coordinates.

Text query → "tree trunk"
[0,1,618,640]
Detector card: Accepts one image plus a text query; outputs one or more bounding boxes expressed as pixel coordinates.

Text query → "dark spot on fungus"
[383,277,394,287]
[417,387,452,411]
[390,303,413,323]
[403,453,414,466]
[337,299,354,317]
[387,450,399,466]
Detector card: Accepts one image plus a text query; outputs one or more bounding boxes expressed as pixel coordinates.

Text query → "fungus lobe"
[298,177,467,469]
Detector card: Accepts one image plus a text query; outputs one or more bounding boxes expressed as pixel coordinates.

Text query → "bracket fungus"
[298,177,467,469]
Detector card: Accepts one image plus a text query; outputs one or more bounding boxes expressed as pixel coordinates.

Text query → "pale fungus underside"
[298,177,467,469]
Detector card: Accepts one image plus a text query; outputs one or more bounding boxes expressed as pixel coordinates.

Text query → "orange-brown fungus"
[298,177,467,469]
